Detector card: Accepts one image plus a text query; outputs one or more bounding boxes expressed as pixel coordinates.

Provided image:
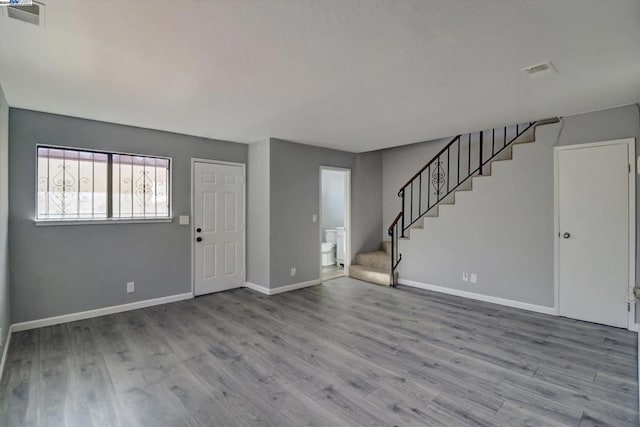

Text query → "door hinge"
[629,163,631,173]
[628,302,631,312]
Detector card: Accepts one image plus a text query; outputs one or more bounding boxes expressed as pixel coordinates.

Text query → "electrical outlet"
[290,268,296,277]
[470,273,478,284]
[126,282,135,293]
[462,272,469,282]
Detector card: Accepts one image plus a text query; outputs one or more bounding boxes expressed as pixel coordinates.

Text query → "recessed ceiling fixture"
[521,61,557,79]
[4,1,45,27]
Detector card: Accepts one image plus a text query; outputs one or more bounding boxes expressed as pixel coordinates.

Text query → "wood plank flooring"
[0,277,637,426]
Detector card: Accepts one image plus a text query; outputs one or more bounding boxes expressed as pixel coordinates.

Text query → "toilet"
[321,230,337,266]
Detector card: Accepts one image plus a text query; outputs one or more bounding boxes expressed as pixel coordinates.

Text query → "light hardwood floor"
[0,277,637,426]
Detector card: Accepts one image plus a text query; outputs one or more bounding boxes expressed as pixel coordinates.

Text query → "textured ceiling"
[1,0,639,152]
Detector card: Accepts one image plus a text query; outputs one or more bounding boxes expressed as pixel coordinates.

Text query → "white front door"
[557,142,631,328]
[193,161,244,296]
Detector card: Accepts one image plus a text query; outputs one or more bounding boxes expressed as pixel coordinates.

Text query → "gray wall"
[269,138,355,288]
[351,150,383,256]
[0,86,9,347]
[321,169,345,237]
[269,138,383,289]
[381,104,640,309]
[247,139,270,287]
[9,109,247,323]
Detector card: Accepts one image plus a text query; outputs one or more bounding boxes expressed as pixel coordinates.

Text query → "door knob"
[196,227,202,233]
[563,232,571,239]
[196,237,202,242]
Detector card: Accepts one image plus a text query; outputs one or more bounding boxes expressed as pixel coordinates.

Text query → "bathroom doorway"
[319,166,350,281]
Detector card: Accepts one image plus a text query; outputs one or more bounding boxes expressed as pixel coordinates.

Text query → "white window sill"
[35,217,174,226]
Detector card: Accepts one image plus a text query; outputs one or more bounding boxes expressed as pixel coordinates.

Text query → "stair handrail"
[388,120,546,285]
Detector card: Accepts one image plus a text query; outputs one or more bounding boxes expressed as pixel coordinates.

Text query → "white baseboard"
[244,282,270,295]
[398,278,556,315]
[245,279,321,296]
[0,324,13,383]
[11,292,194,332]
[270,279,321,295]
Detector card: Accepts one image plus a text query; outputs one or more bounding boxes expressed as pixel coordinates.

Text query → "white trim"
[0,325,13,383]
[35,218,173,226]
[190,158,247,297]
[244,281,270,295]
[245,279,321,296]
[270,279,321,295]
[554,138,636,330]
[11,292,193,332]
[318,166,352,279]
[398,278,556,315]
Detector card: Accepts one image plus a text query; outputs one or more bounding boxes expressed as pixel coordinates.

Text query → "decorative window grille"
[37,146,170,221]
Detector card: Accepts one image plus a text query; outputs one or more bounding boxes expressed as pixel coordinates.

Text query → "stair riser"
[348,266,394,287]
[355,254,391,270]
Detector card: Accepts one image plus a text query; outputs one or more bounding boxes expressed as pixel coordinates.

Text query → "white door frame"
[553,138,636,331]
[190,158,246,297]
[319,166,351,278]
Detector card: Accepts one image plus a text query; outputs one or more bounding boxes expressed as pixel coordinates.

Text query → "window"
[37,146,170,221]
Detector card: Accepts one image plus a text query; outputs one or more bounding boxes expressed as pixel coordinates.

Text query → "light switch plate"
[312,214,317,223]
[179,215,189,225]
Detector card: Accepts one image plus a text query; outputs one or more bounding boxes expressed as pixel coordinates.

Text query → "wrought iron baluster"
[427,164,431,209]
[401,190,405,236]
[446,146,450,193]
[492,129,495,156]
[457,136,460,185]
[410,181,413,224]
[504,126,507,148]
[479,131,484,175]
[467,134,471,177]
[418,172,422,216]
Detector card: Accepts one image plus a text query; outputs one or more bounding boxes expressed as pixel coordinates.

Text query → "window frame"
[34,144,173,225]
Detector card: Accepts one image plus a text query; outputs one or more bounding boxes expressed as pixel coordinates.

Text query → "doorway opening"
[320,167,350,281]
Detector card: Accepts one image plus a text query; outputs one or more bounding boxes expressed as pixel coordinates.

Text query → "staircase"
[349,118,557,287]
[349,241,397,286]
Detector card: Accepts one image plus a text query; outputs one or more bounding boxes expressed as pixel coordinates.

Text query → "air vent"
[5,1,44,26]
[521,61,556,79]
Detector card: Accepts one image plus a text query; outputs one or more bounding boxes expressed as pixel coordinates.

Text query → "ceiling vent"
[521,61,556,79]
[4,1,44,26]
